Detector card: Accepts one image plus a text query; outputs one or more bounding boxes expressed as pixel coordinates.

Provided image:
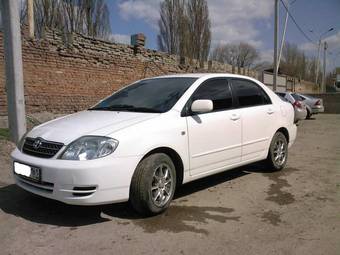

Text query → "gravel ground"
[0,114,339,255]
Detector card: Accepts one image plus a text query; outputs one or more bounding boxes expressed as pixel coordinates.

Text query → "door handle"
[230,113,240,121]
[267,108,275,114]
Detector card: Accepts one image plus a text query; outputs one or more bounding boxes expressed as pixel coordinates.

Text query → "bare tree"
[237,42,259,73]
[157,0,211,63]
[280,42,319,82]
[34,0,62,36]
[81,0,111,38]
[306,57,317,83]
[157,0,186,55]
[211,44,238,66]
[186,0,211,63]
[33,0,111,39]
[211,42,258,72]
[61,0,84,34]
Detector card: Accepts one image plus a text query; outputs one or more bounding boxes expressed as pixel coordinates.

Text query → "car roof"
[148,73,256,80]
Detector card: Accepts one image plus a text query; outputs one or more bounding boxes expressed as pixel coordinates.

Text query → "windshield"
[90,77,197,113]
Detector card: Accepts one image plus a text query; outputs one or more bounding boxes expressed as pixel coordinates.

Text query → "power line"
[279,0,316,45]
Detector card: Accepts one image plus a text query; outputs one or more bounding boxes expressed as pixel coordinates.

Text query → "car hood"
[27,110,160,144]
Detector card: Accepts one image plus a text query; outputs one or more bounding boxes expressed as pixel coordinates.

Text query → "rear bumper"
[11,148,142,205]
[287,124,297,148]
[294,108,307,122]
[311,105,324,114]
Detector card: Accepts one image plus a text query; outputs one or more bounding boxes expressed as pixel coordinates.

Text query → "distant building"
[335,67,340,92]
[258,68,317,93]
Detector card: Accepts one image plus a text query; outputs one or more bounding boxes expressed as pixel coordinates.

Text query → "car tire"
[265,132,288,171]
[306,109,312,119]
[129,153,176,216]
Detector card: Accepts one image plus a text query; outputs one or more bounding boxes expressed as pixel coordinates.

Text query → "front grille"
[23,137,64,158]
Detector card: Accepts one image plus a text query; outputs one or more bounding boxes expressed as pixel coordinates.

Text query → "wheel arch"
[306,104,312,113]
[276,127,289,143]
[141,147,184,187]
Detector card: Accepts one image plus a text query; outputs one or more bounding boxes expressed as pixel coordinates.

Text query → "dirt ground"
[0,114,339,255]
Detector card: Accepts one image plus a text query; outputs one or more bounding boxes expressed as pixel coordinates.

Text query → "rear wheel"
[129,153,176,216]
[306,108,312,119]
[265,132,288,171]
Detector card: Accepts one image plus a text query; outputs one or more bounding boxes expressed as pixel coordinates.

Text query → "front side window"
[90,77,197,113]
[191,78,233,112]
[231,79,271,107]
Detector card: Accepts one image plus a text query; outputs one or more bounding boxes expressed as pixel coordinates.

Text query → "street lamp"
[310,27,334,92]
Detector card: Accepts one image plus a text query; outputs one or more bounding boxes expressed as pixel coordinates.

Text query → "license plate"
[14,162,41,182]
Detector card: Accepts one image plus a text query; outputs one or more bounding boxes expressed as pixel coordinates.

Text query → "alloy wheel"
[151,163,174,207]
[273,138,287,166]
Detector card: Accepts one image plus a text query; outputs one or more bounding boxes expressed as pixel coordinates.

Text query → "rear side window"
[192,78,233,111]
[231,79,271,107]
[276,94,289,102]
[292,93,304,101]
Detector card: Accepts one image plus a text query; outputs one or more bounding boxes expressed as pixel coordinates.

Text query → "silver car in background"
[295,93,324,118]
[276,92,307,123]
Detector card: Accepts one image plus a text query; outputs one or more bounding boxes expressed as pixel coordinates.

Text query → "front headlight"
[60,136,119,160]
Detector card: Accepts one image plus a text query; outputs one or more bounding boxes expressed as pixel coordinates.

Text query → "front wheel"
[129,153,176,216]
[265,132,288,171]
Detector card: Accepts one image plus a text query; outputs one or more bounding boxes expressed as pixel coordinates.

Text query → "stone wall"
[0,30,258,116]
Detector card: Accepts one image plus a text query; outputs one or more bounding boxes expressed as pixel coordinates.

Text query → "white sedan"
[11,74,297,215]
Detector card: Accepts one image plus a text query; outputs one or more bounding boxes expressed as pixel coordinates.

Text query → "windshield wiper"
[123,107,162,113]
[88,104,134,111]
[88,105,161,113]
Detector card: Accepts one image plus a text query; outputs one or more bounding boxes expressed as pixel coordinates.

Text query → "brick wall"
[0,30,257,116]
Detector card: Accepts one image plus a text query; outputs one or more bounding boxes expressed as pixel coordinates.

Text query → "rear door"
[185,78,242,176]
[230,78,276,162]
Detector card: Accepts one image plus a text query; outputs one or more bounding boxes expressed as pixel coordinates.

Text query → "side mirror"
[191,99,213,114]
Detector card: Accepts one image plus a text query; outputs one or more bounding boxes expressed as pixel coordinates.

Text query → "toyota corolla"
[11,74,297,215]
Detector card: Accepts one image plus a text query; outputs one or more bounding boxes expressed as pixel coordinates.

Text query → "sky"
[109,0,339,71]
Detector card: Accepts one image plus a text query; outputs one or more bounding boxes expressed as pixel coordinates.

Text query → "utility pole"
[273,0,279,91]
[315,40,321,92]
[0,0,27,144]
[277,0,297,74]
[27,0,34,38]
[322,41,328,93]
[311,28,334,92]
[277,6,288,74]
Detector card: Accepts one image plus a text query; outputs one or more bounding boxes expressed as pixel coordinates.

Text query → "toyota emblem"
[33,138,42,149]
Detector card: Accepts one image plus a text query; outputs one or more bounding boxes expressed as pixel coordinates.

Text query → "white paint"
[11,73,297,206]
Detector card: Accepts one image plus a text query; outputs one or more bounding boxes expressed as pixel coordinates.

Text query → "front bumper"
[11,148,142,205]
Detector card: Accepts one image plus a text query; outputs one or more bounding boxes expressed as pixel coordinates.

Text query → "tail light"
[315,100,321,106]
[293,101,302,108]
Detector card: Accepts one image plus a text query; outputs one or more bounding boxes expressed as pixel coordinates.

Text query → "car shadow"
[0,162,271,227]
